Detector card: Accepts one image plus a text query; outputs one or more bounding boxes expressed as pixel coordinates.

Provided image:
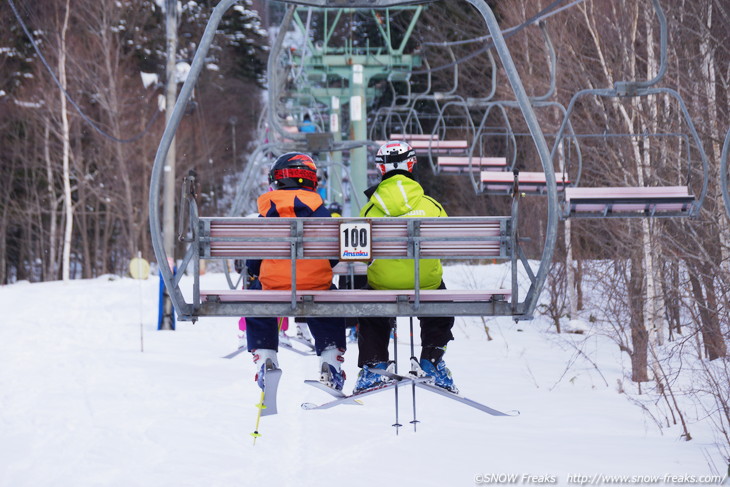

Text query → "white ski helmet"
[375,140,417,176]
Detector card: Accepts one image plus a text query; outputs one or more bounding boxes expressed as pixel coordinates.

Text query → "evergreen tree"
[119,0,268,86]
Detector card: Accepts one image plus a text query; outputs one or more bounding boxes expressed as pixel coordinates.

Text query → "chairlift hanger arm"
[531,21,557,101]
[463,0,558,319]
[149,0,239,319]
[268,6,307,145]
[721,128,730,218]
[614,0,667,94]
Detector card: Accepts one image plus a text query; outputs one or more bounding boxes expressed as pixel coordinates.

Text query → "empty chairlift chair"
[550,0,708,219]
[471,23,578,196]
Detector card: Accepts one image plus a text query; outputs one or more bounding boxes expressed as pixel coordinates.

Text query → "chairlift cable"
[422,0,585,47]
[403,0,583,76]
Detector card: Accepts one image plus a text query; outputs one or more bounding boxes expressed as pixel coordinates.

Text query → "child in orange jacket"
[245,153,347,391]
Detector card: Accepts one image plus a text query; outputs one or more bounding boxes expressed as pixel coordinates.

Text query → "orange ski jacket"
[254,188,334,291]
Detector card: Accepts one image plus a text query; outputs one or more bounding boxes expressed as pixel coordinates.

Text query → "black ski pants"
[356,281,454,367]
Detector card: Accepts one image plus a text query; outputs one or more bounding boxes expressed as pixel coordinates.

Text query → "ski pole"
[251,389,266,445]
[392,319,402,434]
[409,316,419,432]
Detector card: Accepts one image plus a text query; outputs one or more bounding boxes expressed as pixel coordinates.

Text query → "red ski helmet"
[268,152,318,189]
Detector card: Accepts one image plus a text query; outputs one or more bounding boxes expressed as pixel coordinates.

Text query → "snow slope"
[0,269,724,487]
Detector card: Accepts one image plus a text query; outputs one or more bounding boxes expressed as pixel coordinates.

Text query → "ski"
[414,382,518,416]
[279,341,315,356]
[222,347,247,359]
[373,369,518,417]
[301,380,408,410]
[287,335,315,351]
[224,341,313,359]
[303,380,352,399]
[260,367,283,416]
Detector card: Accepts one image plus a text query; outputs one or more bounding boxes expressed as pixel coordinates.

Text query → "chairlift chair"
[474,101,580,196]
[463,21,578,196]
[551,0,708,219]
[150,0,560,323]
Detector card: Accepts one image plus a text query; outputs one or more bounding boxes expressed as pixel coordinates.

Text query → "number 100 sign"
[339,221,371,260]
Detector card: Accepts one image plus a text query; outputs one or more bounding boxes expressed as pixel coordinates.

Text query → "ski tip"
[301,402,318,410]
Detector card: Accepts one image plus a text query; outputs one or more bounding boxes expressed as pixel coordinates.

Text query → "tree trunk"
[59,0,73,282]
[43,119,59,281]
[688,264,727,361]
[662,259,682,340]
[565,192,578,321]
[98,4,138,259]
[0,204,7,284]
[629,251,649,382]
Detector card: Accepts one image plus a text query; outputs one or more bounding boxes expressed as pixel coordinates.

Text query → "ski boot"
[353,361,395,394]
[319,347,346,391]
[415,357,459,394]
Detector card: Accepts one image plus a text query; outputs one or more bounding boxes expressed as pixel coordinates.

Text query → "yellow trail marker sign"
[129,257,150,280]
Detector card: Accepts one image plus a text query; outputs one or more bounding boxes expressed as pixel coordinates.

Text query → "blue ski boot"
[418,358,459,394]
[353,362,394,393]
[320,363,346,391]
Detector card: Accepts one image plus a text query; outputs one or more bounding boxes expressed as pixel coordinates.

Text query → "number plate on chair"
[339,221,371,260]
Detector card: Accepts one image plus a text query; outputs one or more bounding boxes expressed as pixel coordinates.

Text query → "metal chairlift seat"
[481,170,571,196]
[377,136,468,154]
[563,186,695,218]
[192,215,521,319]
[437,156,507,174]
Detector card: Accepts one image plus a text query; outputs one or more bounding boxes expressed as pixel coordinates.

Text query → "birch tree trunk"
[565,200,578,320]
[640,7,664,347]
[580,1,658,379]
[59,0,73,282]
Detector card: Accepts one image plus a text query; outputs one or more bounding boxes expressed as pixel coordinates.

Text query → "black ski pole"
[392,319,402,434]
[409,316,419,431]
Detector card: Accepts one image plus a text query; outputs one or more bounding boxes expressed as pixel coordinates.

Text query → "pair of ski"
[302,369,518,417]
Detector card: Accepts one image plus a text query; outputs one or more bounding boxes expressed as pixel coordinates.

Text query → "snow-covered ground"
[0,267,725,487]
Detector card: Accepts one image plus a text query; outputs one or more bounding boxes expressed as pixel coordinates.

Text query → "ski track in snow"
[0,270,721,487]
